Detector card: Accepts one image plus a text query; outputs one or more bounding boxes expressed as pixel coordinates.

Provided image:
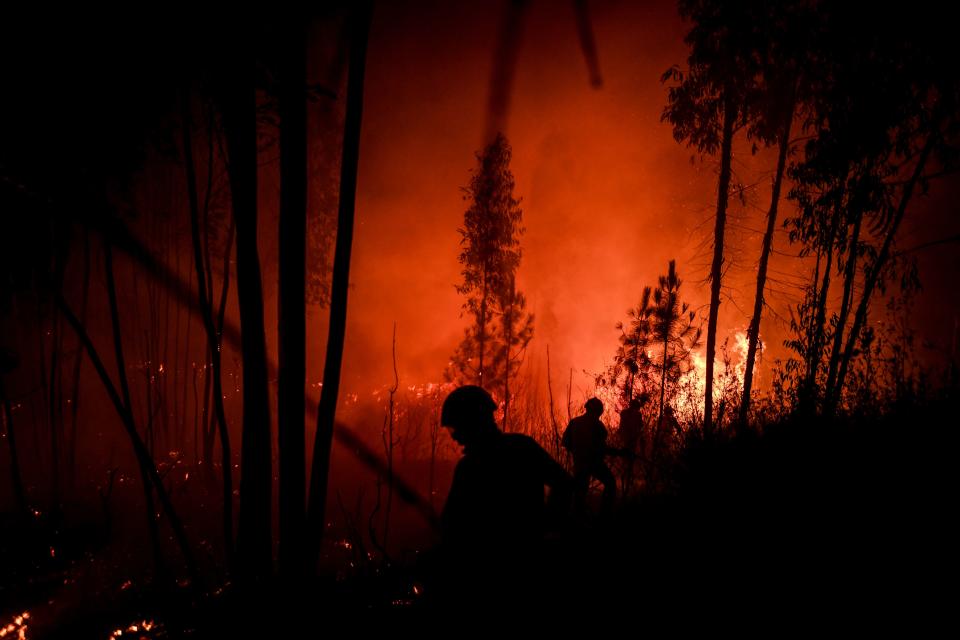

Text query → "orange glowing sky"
[314,0,960,401]
[336,0,753,396]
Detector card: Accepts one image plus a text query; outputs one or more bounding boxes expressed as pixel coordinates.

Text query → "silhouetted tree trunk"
[182,265,194,461]
[799,195,843,414]
[104,241,163,575]
[503,277,513,429]
[703,92,736,437]
[67,230,91,487]
[183,92,234,564]
[57,289,200,587]
[383,323,398,552]
[831,132,936,410]
[739,97,794,426]
[478,281,487,386]
[308,1,372,571]
[277,15,308,583]
[220,42,273,583]
[658,325,669,424]
[824,209,863,404]
[49,309,62,520]
[200,355,213,471]
[1,376,27,515]
[546,345,562,458]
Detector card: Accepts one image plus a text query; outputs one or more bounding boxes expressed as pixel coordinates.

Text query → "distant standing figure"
[618,394,648,458]
[563,397,616,514]
[657,405,682,443]
[617,394,648,494]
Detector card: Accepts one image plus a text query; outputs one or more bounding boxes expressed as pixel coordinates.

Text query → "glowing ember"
[108,620,157,638]
[0,611,29,639]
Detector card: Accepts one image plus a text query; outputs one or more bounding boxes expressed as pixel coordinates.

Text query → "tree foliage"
[447,133,534,406]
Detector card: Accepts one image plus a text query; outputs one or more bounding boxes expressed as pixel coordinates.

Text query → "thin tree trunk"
[546,345,561,458]
[1,378,28,515]
[183,94,234,561]
[161,209,172,452]
[144,329,155,457]
[823,212,863,405]
[49,310,62,519]
[659,331,668,424]
[739,99,793,425]
[37,300,49,499]
[703,93,736,437]
[383,323,398,552]
[503,277,513,429]
[200,354,213,468]
[800,198,843,413]
[182,268,194,460]
[104,241,164,576]
[220,41,273,583]
[307,1,372,572]
[57,291,199,587]
[478,280,487,387]
[832,132,936,408]
[192,363,200,464]
[67,230,91,487]
[173,231,183,455]
[277,15,308,583]
[202,365,216,469]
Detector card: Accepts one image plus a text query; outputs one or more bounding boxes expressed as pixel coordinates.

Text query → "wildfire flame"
[598,330,754,429]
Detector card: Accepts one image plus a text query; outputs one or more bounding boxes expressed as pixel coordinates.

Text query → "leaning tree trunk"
[832,132,936,410]
[277,15,308,583]
[739,97,794,426]
[104,241,164,575]
[703,93,736,437]
[57,290,199,586]
[799,194,843,415]
[67,229,91,488]
[182,90,234,566]
[307,1,373,572]
[823,211,863,407]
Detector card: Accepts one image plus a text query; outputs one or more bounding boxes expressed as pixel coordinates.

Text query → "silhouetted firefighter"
[428,385,571,609]
[563,397,616,514]
[618,394,648,458]
[617,393,649,493]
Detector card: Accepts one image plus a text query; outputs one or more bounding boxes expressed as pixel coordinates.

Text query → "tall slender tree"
[782,3,959,414]
[277,13,308,583]
[650,260,701,423]
[447,132,533,407]
[662,0,755,435]
[498,275,534,429]
[308,1,374,572]
[606,286,655,406]
[218,32,272,582]
[182,91,234,565]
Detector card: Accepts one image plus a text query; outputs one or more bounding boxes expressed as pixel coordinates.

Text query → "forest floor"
[2,398,956,636]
